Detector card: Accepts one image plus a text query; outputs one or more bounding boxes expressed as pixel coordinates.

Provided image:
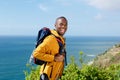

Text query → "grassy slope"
[93,44,120,68]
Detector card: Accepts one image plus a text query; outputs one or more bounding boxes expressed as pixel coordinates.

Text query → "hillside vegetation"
[93,44,120,68]
[25,44,120,80]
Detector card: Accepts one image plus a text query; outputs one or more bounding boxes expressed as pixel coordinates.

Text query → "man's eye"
[59,24,63,26]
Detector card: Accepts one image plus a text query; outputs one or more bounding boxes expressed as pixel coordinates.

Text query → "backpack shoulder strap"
[52,34,67,65]
[51,34,64,53]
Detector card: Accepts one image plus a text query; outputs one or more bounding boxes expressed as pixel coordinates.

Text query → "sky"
[0,0,120,36]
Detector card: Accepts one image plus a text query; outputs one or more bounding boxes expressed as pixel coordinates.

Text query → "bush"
[24,64,40,80]
[61,56,80,80]
[24,52,120,80]
[61,52,120,80]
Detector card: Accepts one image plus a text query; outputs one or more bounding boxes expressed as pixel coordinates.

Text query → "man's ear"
[54,24,56,28]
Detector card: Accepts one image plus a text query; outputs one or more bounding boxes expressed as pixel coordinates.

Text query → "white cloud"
[86,0,120,11]
[94,13,103,20]
[38,4,48,11]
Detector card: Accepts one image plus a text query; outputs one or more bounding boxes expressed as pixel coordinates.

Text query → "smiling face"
[55,17,68,36]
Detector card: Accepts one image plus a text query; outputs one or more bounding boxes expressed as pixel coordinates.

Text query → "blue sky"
[0,0,120,36]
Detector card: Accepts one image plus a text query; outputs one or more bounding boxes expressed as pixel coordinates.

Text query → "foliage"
[61,53,120,80]
[24,64,40,80]
[24,52,120,80]
[61,56,80,80]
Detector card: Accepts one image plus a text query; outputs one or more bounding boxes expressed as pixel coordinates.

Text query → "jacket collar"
[51,29,65,44]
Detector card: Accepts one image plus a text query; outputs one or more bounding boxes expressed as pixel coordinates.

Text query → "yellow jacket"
[33,29,65,80]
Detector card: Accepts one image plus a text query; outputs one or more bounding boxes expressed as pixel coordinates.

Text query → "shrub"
[24,64,40,80]
[24,52,120,80]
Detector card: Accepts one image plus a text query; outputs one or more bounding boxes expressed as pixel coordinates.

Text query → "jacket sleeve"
[33,36,55,62]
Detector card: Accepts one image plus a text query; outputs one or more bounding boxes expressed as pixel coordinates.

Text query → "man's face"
[55,18,67,36]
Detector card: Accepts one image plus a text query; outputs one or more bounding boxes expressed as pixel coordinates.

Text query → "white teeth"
[61,30,65,33]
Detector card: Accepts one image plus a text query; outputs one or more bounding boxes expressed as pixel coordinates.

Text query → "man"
[33,16,68,80]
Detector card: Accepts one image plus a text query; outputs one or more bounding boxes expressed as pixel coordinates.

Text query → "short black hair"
[55,16,68,25]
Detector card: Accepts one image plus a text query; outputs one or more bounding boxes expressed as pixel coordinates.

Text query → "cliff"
[93,44,120,68]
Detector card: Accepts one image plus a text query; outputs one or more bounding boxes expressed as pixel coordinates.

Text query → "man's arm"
[33,36,55,62]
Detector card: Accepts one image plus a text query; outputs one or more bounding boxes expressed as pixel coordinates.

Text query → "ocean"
[0,36,120,80]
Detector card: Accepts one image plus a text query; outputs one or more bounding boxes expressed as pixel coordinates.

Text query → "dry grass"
[93,44,120,68]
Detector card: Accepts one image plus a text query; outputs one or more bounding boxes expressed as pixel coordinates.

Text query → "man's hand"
[54,54,64,62]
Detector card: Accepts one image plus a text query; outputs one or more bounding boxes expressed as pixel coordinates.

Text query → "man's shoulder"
[44,34,56,42]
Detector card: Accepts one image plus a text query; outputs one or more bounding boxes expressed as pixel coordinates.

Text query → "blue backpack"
[32,27,67,65]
